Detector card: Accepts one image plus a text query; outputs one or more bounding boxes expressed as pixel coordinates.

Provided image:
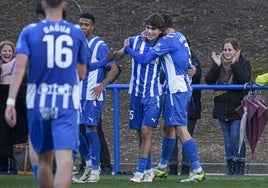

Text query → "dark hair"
[160,13,173,28]
[222,38,240,50]
[36,2,67,19]
[36,2,45,17]
[80,13,95,25]
[144,13,165,31]
[45,0,64,8]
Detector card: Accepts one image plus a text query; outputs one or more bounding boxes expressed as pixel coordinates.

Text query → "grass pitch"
[0,174,268,188]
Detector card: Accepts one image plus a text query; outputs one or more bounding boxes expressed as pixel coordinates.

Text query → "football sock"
[137,157,148,173]
[159,137,176,166]
[182,138,202,172]
[79,133,91,161]
[86,131,100,171]
[32,165,38,182]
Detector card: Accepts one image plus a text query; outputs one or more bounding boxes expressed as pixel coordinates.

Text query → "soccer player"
[123,13,206,183]
[5,0,88,187]
[117,14,165,183]
[78,13,119,183]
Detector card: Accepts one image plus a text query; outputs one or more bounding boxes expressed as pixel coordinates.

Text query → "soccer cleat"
[129,172,144,183]
[79,165,92,181]
[143,172,153,182]
[180,171,206,182]
[153,167,168,179]
[85,172,100,183]
[72,175,85,184]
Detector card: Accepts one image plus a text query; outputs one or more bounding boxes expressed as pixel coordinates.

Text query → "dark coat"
[188,51,201,120]
[205,54,251,121]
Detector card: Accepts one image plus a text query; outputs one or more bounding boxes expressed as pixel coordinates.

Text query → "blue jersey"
[154,31,191,94]
[15,19,88,109]
[80,36,115,101]
[125,31,192,94]
[128,36,162,97]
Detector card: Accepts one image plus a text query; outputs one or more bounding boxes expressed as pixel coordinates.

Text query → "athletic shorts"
[80,100,104,126]
[129,95,162,130]
[27,107,79,154]
[163,91,191,126]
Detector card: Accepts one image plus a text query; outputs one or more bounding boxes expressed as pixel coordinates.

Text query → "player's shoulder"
[91,35,108,47]
[92,35,104,42]
[21,22,38,33]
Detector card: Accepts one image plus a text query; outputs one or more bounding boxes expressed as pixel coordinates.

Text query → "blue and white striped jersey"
[128,36,162,97]
[124,31,192,94]
[80,36,115,101]
[154,31,192,94]
[15,19,88,109]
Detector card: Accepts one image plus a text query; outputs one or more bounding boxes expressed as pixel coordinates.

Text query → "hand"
[5,105,17,128]
[211,51,221,66]
[140,30,147,41]
[91,84,105,100]
[188,65,196,77]
[106,50,117,62]
[124,37,130,47]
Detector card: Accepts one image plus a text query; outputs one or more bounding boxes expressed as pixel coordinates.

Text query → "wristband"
[6,98,15,106]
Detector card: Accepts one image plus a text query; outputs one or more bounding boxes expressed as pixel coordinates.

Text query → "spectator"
[0,40,18,175]
[205,38,251,175]
[0,41,15,84]
[5,0,88,187]
[168,49,202,176]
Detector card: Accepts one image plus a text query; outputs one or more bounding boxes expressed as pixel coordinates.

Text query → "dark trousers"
[168,119,197,172]
[0,85,28,174]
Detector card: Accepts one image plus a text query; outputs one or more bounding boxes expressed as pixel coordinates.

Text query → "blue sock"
[137,157,148,173]
[146,154,152,170]
[160,137,176,165]
[182,139,201,171]
[86,131,100,170]
[32,165,38,182]
[79,133,90,161]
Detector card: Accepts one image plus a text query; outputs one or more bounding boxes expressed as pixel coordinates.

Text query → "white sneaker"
[72,175,84,184]
[79,165,92,181]
[86,172,100,183]
[143,169,155,182]
[180,171,206,183]
[129,172,143,183]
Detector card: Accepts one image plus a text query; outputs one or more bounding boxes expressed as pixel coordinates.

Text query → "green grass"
[1,174,268,188]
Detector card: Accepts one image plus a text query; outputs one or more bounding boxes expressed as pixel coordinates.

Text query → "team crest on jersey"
[153,42,162,52]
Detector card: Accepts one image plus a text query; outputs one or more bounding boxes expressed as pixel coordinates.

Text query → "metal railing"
[106,83,268,174]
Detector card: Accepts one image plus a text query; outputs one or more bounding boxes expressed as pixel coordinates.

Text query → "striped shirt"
[80,36,115,101]
[128,36,162,97]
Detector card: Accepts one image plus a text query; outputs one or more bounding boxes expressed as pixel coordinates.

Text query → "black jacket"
[188,51,202,120]
[205,54,251,121]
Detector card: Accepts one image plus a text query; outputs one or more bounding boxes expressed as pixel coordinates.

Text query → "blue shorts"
[80,100,104,126]
[129,95,162,130]
[27,107,79,154]
[163,91,191,126]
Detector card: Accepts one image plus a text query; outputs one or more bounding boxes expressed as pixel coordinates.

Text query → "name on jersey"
[43,24,70,34]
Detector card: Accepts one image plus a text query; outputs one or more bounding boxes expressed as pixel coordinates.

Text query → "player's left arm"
[91,63,119,99]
